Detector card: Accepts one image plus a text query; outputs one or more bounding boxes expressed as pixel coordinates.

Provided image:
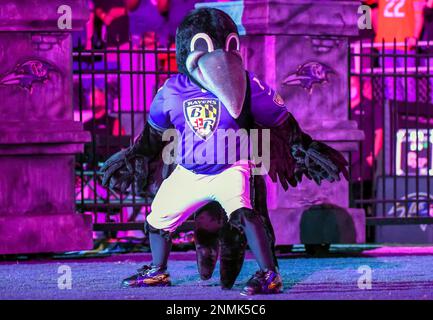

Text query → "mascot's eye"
[225,33,240,51]
[190,33,214,52]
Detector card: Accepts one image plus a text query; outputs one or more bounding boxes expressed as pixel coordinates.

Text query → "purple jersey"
[148,72,289,174]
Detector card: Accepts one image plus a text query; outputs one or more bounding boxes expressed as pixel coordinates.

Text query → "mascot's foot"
[196,246,218,281]
[122,265,171,288]
[240,270,283,296]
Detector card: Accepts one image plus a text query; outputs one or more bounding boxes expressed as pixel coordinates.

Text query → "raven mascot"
[101,7,348,294]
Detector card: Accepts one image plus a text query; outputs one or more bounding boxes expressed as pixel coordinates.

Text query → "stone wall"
[0,0,92,254]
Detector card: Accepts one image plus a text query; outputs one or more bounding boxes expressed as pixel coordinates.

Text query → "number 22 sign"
[384,0,406,18]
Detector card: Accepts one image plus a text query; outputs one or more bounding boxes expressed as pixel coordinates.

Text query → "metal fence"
[349,38,433,230]
[73,36,433,238]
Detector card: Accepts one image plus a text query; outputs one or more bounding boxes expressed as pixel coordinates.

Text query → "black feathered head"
[175,8,246,119]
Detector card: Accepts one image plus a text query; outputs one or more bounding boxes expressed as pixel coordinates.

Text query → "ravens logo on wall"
[282,61,334,94]
[0,58,59,93]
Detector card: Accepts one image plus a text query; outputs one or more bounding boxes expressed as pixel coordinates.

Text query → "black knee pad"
[228,208,260,230]
[145,221,171,241]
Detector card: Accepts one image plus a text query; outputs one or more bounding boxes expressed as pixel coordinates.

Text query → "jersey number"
[384,0,406,18]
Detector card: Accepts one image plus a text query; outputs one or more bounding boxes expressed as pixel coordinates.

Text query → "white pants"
[146,162,253,232]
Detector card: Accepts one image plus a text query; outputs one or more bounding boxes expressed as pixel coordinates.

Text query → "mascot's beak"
[188,49,246,119]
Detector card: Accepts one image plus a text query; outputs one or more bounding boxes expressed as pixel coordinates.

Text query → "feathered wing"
[262,113,349,191]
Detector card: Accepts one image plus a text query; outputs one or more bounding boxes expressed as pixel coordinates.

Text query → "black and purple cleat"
[241,270,283,296]
[122,265,171,288]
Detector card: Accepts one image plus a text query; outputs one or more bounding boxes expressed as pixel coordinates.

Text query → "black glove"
[101,123,166,195]
[101,147,149,195]
[291,141,349,185]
